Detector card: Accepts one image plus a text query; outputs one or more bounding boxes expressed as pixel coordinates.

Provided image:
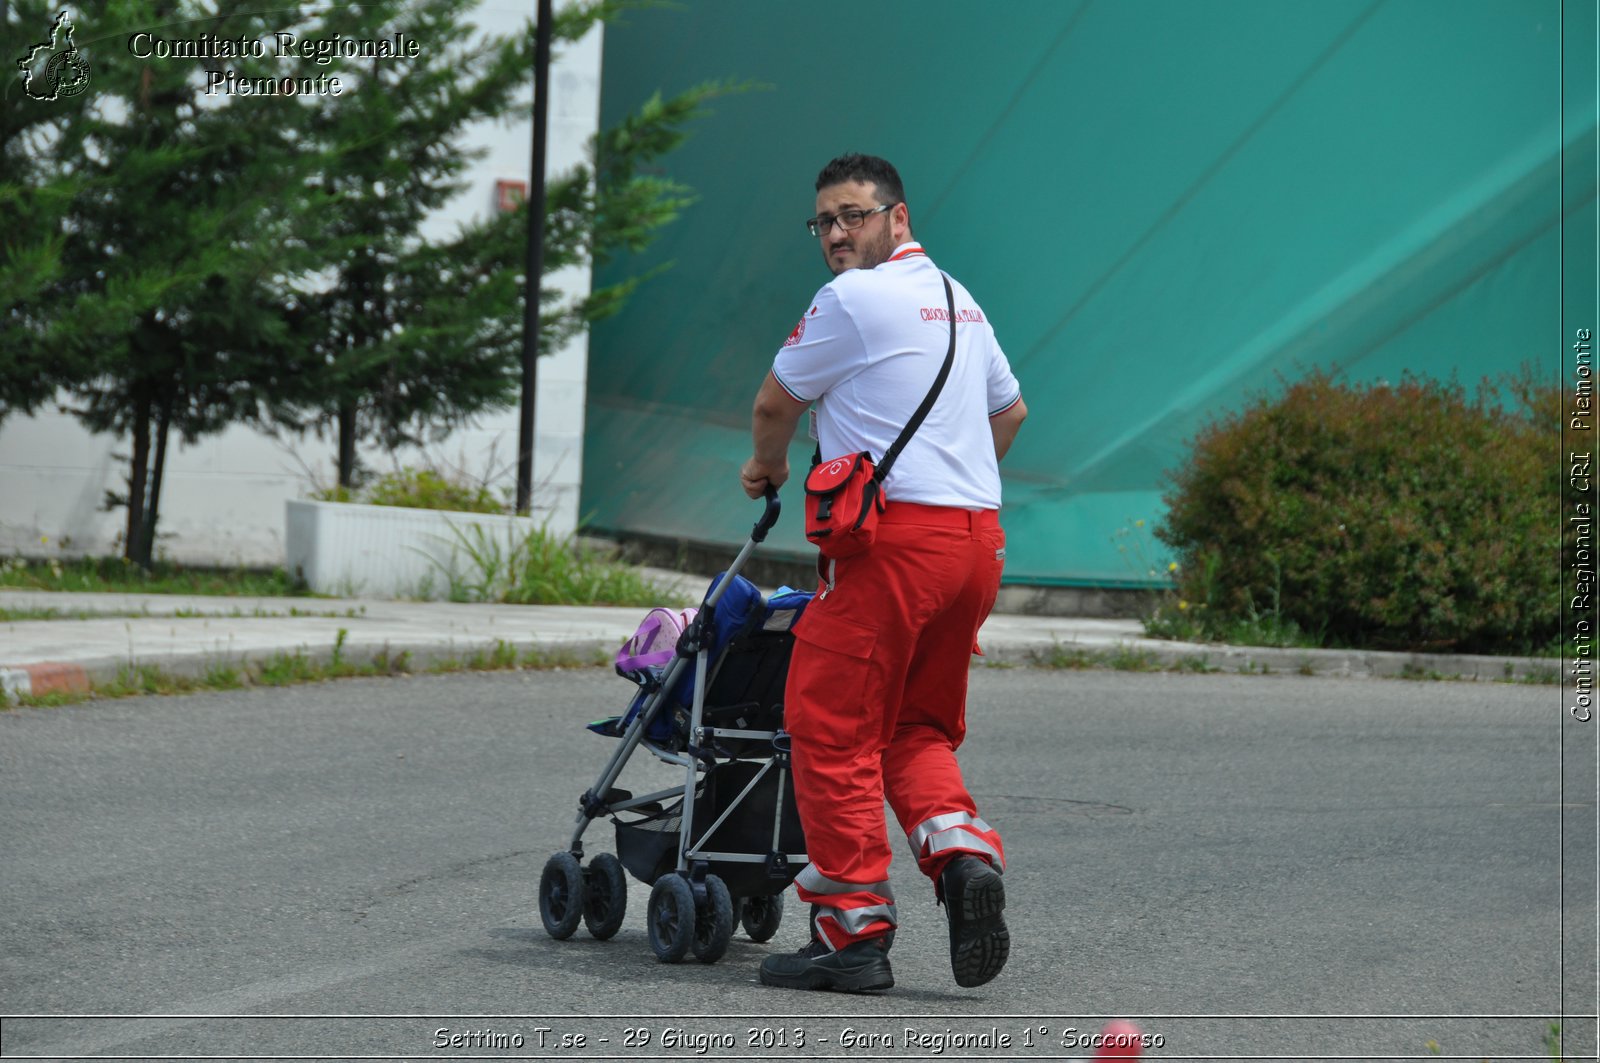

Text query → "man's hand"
[740,456,789,499]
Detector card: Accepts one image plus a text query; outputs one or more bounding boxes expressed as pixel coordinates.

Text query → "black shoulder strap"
[874,272,957,483]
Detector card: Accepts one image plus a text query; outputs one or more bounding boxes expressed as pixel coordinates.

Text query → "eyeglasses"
[805,203,894,238]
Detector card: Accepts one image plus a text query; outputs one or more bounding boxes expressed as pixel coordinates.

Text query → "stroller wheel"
[691,874,734,963]
[583,853,627,940]
[538,852,585,940]
[647,873,697,963]
[740,890,785,943]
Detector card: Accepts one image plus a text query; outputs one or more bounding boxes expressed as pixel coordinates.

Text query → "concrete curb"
[0,660,95,701]
[0,587,1559,703]
[979,634,1558,682]
[0,635,620,697]
[1,629,1557,705]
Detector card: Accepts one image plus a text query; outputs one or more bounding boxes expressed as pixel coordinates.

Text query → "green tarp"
[585,0,1596,585]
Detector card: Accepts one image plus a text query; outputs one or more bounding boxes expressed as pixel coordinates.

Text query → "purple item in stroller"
[615,606,698,674]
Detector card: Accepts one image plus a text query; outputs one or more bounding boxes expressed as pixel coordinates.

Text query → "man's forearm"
[751,372,807,463]
[991,397,1027,461]
[753,404,799,464]
[740,372,808,497]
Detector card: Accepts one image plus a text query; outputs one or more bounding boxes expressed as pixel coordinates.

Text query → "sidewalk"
[0,584,1557,702]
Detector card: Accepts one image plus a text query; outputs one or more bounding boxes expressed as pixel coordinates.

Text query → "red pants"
[784,503,1008,950]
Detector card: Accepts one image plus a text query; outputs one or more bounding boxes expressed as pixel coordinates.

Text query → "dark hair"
[815,153,907,206]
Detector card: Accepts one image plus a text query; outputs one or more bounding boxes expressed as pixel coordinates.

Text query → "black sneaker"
[759,936,894,992]
[939,855,1009,987]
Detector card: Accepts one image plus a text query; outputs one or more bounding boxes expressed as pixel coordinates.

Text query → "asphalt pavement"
[0,668,1593,1062]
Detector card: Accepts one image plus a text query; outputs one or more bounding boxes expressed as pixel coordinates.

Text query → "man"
[739,153,1027,993]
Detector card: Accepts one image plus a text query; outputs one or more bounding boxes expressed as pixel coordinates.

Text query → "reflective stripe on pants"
[907,809,1006,874]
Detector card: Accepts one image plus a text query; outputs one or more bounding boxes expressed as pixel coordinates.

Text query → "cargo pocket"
[784,613,880,749]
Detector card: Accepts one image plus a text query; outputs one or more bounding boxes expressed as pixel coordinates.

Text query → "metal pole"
[516,0,553,515]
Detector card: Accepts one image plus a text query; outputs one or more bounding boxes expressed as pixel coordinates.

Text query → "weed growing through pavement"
[257,651,320,687]
[469,640,520,670]
[522,645,608,669]
[1028,641,1099,670]
[1400,663,1455,682]
[203,664,245,690]
[1105,645,1162,672]
[1027,640,1209,675]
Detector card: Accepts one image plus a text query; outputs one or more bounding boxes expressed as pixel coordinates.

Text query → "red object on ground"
[1092,1020,1145,1060]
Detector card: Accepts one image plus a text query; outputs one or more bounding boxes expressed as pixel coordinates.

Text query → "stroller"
[537,489,812,963]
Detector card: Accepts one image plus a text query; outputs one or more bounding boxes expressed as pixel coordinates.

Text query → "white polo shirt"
[771,243,1021,509]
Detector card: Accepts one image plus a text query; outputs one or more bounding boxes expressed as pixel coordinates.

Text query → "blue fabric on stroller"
[673,574,812,706]
[588,574,812,743]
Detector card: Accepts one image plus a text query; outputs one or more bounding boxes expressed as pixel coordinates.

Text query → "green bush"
[318,467,505,513]
[1155,369,1557,654]
[365,467,504,513]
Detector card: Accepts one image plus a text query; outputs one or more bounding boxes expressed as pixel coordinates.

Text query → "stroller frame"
[539,489,809,963]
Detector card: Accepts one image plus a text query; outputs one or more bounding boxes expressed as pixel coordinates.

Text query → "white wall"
[0,5,603,567]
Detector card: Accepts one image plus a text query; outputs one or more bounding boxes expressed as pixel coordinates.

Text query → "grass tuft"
[0,556,309,597]
[431,522,677,608]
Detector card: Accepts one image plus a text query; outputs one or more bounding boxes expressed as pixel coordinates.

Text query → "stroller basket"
[614,805,683,888]
[614,759,804,899]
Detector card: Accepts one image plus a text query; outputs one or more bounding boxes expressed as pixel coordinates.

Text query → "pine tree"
[2,4,129,418]
[1,0,738,564]
[3,1,331,565]
[284,0,736,489]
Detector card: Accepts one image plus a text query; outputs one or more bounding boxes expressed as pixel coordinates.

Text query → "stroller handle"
[750,485,781,543]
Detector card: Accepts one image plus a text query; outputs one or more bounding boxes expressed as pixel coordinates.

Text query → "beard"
[825,217,898,274]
